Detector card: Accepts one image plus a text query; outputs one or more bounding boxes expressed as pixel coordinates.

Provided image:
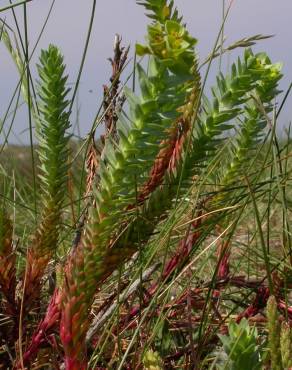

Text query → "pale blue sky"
[0,0,291,144]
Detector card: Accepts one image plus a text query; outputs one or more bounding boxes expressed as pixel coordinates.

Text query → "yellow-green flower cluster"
[136,20,197,75]
[143,349,163,370]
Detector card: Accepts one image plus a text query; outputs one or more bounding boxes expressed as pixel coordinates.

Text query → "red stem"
[16,289,62,369]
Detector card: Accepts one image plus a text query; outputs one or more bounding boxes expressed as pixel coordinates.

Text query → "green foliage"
[0,0,288,369]
[21,45,71,307]
[136,0,196,76]
[32,44,71,252]
[60,0,283,364]
[136,20,197,75]
[137,0,181,23]
[90,18,197,245]
[221,53,282,186]
[217,319,263,370]
[156,49,282,204]
[36,44,71,218]
[60,2,200,362]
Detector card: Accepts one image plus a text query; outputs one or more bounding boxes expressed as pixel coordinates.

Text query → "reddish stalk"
[0,250,17,317]
[138,121,189,203]
[212,232,231,303]
[109,214,203,334]
[136,73,201,205]
[236,286,270,323]
[15,289,62,369]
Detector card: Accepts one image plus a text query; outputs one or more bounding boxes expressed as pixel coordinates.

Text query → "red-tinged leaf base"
[18,289,62,369]
[64,357,88,370]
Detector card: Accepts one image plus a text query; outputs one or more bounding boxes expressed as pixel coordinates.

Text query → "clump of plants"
[217,319,263,370]
[0,0,291,369]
